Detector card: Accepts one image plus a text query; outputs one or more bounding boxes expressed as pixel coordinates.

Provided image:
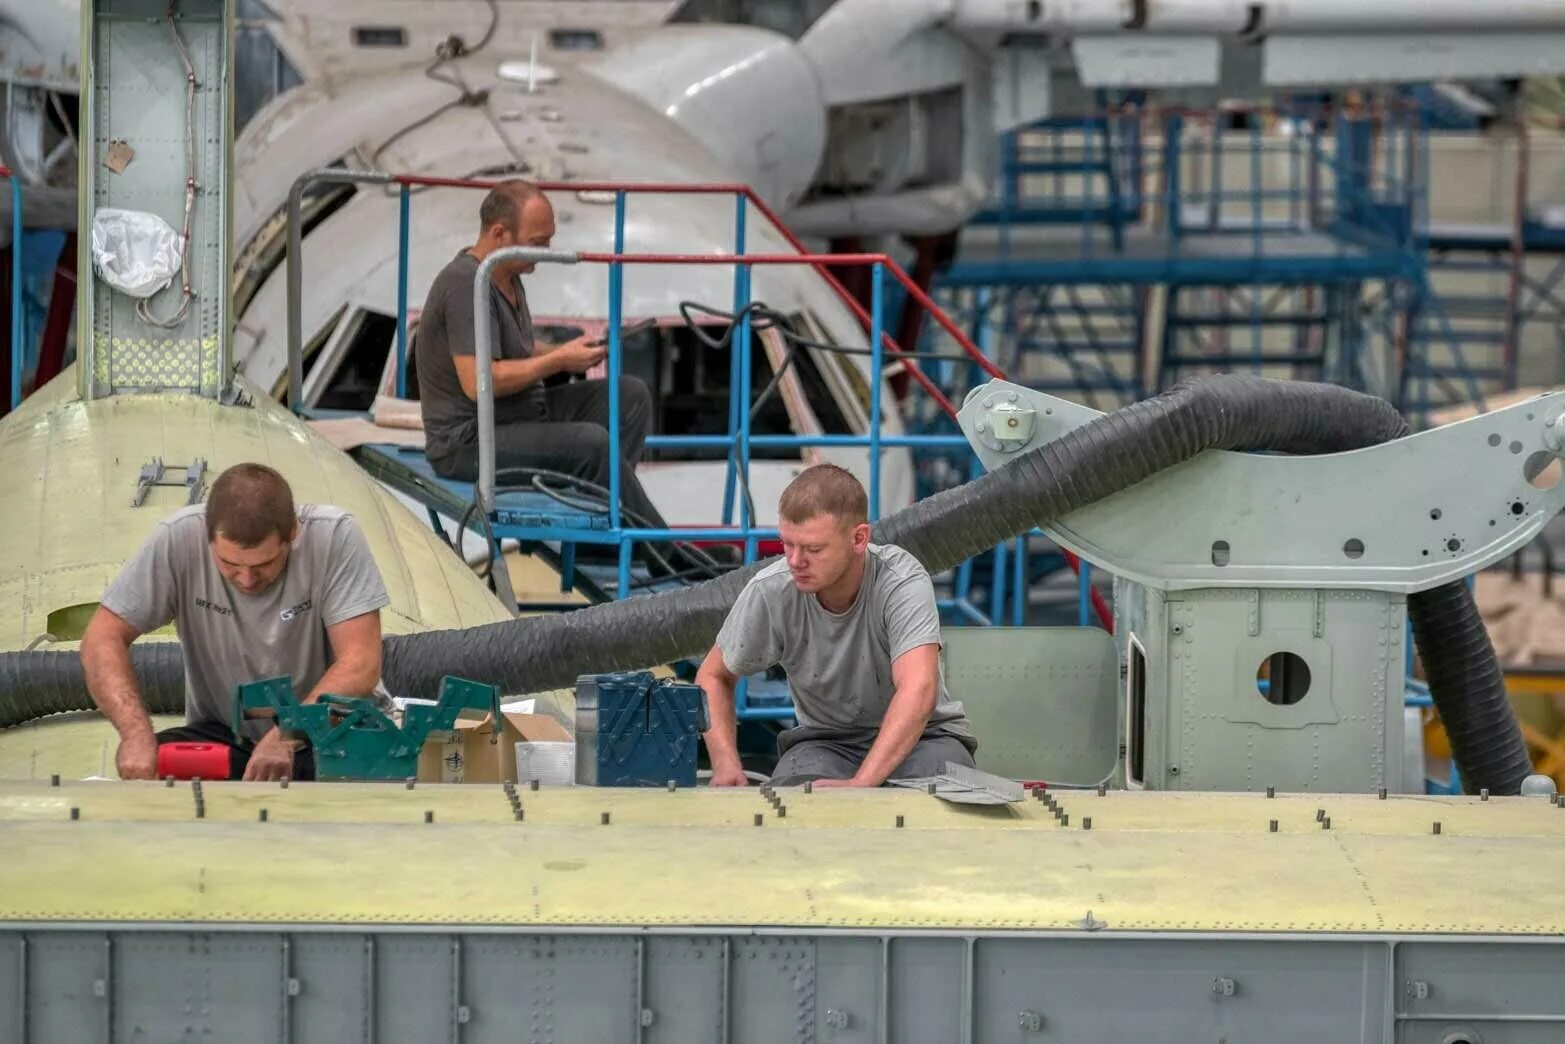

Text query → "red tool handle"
[156,742,232,781]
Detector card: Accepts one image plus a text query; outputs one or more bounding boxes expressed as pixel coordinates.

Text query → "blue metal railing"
[285,171,1081,720]
[948,98,1462,417]
[469,241,989,720]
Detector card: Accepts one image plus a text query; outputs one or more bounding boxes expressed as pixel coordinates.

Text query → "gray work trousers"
[769,727,977,787]
[431,376,669,530]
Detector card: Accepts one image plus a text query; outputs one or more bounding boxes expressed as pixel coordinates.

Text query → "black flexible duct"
[1409,582,1533,794]
[0,642,186,724]
[0,376,1530,793]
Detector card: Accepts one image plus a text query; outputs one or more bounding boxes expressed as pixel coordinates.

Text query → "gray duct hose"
[0,642,186,725]
[1408,582,1533,794]
[0,376,1531,793]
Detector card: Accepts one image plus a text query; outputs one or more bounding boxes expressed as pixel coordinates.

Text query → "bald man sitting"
[415,178,670,536]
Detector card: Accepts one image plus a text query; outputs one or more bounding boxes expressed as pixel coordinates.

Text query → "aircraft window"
[550,29,604,51]
[235,2,303,131]
[232,159,359,316]
[353,26,408,48]
[671,1,830,38]
[314,309,399,411]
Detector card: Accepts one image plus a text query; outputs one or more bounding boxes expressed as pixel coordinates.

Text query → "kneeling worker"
[81,463,390,781]
[697,464,976,787]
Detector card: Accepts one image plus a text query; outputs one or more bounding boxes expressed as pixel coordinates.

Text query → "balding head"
[478,179,547,238]
[476,179,555,274]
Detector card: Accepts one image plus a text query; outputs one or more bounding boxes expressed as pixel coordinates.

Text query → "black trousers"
[156,720,317,781]
[430,377,669,530]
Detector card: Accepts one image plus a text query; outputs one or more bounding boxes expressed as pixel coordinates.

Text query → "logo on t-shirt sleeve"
[280,598,314,622]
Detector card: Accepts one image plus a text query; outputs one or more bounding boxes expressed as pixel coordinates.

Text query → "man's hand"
[115,731,159,781]
[708,758,749,787]
[811,775,878,789]
[242,730,297,782]
[550,336,608,374]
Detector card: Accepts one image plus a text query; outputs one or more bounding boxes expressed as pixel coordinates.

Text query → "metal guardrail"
[278,171,1114,713]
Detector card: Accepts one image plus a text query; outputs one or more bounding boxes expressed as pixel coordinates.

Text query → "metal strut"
[132,456,207,507]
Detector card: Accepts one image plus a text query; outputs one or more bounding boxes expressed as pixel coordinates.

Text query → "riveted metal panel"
[0,933,23,1044]
[524,935,640,1044]
[113,932,280,1044]
[374,935,455,1044]
[1160,587,1406,793]
[816,936,883,1043]
[730,936,816,1044]
[24,932,108,1044]
[289,933,372,1044]
[1397,941,1565,1034]
[644,936,726,1044]
[888,937,965,1044]
[970,938,1387,1043]
[942,627,1119,785]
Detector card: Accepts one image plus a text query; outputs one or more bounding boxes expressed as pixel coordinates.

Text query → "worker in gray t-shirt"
[81,463,390,782]
[697,465,976,787]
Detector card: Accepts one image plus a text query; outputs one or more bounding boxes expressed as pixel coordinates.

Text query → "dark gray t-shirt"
[416,250,548,465]
[716,544,970,738]
[101,504,391,741]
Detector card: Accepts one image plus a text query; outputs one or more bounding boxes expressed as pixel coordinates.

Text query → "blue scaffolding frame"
[285,170,1105,720]
[1407,121,1565,424]
[932,99,1433,414]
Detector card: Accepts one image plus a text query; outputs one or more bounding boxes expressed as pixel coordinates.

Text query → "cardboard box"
[417,710,572,783]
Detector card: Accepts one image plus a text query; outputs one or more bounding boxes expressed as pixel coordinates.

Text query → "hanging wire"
[136,2,198,329]
[370,0,519,180]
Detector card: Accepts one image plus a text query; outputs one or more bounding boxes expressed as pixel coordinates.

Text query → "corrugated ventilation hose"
[0,376,1531,793]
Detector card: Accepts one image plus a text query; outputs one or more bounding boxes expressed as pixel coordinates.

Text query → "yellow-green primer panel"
[3,784,1562,933]
[0,368,510,654]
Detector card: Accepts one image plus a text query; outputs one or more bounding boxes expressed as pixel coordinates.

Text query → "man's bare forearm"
[698,668,742,768]
[455,354,560,400]
[852,686,936,786]
[491,355,560,396]
[81,635,155,743]
[257,656,381,749]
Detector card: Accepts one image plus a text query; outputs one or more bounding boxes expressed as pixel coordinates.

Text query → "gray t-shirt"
[101,504,391,741]
[415,250,548,466]
[716,544,970,738]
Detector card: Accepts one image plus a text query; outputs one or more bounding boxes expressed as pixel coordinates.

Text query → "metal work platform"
[353,442,609,533]
[284,171,1084,637]
[932,100,1427,415]
[2,783,1563,1042]
[947,225,1403,288]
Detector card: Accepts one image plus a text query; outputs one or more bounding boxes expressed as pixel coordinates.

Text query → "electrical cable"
[136,2,197,329]
[674,298,977,526]
[454,465,736,595]
[370,0,504,175]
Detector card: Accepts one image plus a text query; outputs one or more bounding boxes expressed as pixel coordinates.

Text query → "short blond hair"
[778,464,867,525]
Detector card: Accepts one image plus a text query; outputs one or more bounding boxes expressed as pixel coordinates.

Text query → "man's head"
[476,179,554,276]
[205,463,300,595]
[776,464,870,595]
